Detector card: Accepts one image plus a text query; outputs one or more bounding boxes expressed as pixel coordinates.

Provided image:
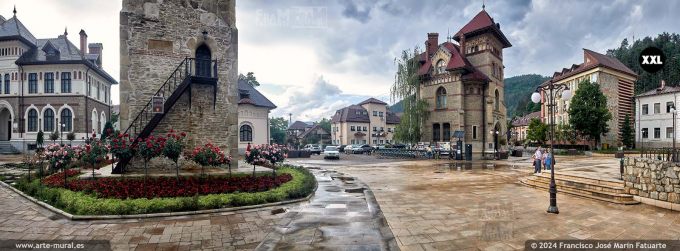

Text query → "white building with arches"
[237,79,276,153]
[0,9,116,152]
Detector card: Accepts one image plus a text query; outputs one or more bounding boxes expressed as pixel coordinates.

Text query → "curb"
[0,175,317,221]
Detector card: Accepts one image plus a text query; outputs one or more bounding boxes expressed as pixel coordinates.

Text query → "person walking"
[532,147,543,174]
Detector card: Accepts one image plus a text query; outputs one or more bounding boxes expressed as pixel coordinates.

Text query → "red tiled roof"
[442,42,472,71]
[454,10,495,38]
[461,68,490,82]
[548,49,637,84]
[453,10,511,48]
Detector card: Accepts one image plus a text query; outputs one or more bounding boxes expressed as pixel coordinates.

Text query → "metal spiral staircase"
[112,57,218,174]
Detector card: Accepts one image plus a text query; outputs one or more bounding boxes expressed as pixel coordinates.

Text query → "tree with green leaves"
[390,47,429,144]
[317,118,331,133]
[110,112,119,126]
[101,121,114,140]
[269,117,288,145]
[238,72,260,87]
[620,115,634,148]
[526,118,548,145]
[568,80,612,149]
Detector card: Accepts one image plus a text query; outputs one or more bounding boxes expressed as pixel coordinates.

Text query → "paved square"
[290,156,680,251]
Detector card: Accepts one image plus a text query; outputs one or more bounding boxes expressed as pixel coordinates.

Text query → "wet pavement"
[290,156,680,251]
[257,168,397,250]
[0,161,394,251]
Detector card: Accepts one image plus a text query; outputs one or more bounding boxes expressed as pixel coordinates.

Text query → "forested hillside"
[607,32,680,94]
[504,74,550,118]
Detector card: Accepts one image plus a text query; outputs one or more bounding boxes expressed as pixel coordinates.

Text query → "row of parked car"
[303,143,411,160]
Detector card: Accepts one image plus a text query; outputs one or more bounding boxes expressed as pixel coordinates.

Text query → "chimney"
[88,43,103,68]
[460,35,466,55]
[79,29,87,56]
[426,33,439,58]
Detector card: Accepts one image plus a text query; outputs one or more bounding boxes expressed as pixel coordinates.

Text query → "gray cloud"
[264,76,370,121]
[237,0,679,121]
[340,0,372,23]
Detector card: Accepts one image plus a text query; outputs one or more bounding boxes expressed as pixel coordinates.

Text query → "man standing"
[532,147,543,174]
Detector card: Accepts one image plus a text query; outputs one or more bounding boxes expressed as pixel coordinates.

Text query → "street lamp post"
[671,104,677,161]
[490,129,499,159]
[640,128,645,158]
[531,80,572,214]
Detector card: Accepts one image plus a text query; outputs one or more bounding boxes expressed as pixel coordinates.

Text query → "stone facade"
[543,49,636,148]
[417,10,510,154]
[623,157,680,204]
[119,0,238,159]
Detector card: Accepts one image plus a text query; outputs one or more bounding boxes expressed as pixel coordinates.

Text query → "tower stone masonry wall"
[119,0,239,162]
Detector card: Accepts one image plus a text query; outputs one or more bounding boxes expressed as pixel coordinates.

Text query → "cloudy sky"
[2,0,679,122]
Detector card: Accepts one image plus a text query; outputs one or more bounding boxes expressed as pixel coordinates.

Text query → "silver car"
[323,146,340,159]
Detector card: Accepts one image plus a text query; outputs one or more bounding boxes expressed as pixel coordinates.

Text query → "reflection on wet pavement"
[256,168,398,250]
[289,156,680,251]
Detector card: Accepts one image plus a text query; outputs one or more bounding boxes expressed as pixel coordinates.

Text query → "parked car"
[352,144,373,154]
[338,145,347,153]
[323,146,340,159]
[345,144,358,154]
[375,144,389,150]
[303,144,322,155]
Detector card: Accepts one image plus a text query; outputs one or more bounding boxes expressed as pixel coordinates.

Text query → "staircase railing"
[113,57,218,173]
[123,57,218,140]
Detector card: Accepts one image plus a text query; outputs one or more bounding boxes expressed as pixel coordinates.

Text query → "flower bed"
[12,166,316,215]
[46,173,293,199]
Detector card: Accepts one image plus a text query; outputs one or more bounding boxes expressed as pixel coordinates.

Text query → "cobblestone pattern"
[624,157,680,203]
[0,183,290,250]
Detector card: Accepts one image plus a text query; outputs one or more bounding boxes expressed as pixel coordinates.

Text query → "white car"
[303,144,322,155]
[323,146,340,159]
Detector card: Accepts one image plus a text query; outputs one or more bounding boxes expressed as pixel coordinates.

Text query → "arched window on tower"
[195,44,212,77]
[495,89,500,111]
[436,87,447,109]
[240,124,252,142]
[435,60,446,74]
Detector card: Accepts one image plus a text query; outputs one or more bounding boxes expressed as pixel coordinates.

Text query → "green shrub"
[11,166,316,215]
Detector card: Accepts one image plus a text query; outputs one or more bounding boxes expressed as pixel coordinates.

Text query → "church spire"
[13,5,16,16]
[482,0,485,10]
[64,27,68,36]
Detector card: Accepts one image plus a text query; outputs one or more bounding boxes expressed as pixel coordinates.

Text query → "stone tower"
[455,9,512,151]
[119,0,238,166]
[417,8,511,155]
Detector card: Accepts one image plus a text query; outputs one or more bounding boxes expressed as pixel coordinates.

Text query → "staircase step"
[532,174,625,194]
[520,175,639,205]
[541,172,624,188]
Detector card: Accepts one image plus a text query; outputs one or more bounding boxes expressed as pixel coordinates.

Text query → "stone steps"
[520,172,639,205]
[0,141,19,154]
